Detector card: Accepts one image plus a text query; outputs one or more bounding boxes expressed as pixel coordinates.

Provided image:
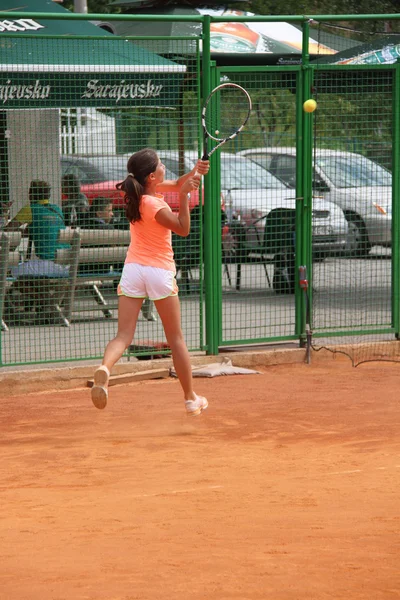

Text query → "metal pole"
[202,17,217,355]
[392,64,400,337]
[297,20,314,352]
[74,0,88,14]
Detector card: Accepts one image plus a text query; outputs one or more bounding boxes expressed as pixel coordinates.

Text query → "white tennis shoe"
[91,365,110,410]
[185,394,208,416]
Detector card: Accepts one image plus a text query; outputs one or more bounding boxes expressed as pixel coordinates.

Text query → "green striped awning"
[0,1,186,108]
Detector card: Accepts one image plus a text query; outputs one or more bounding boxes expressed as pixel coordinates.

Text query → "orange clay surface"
[1,358,400,600]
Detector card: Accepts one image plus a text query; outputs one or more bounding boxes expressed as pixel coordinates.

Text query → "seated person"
[83,196,114,230]
[78,197,115,277]
[29,180,69,260]
[8,181,71,325]
[61,173,89,228]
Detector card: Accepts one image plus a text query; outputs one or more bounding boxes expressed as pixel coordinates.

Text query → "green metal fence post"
[392,63,400,337]
[296,20,314,344]
[202,17,219,355]
[210,67,223,356]
[296,67,305,342]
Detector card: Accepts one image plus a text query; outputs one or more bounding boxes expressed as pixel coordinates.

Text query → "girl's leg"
[154,295,196,401]
[92,296,143,409]
[102,295,143,371]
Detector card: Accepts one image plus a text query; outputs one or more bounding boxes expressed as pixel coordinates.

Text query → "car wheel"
[346,215,371,258]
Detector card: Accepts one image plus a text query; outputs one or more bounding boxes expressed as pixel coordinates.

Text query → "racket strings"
[204,86,251,141]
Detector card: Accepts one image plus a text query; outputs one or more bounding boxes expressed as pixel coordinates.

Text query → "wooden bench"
[1,224,201,328]
[0,229,80,329]
[1,227,157,327]
[59,227,129,322]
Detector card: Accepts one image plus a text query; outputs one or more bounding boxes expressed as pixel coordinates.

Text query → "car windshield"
[317,155,392,188]
[220,156,287,189]
[94,157,128,181]
[62,156,176,184]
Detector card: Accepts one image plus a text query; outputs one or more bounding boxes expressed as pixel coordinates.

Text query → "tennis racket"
[196,82,252,173]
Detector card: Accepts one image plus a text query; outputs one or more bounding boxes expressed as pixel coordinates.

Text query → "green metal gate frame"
[200,56,314,353]
[200,57,400,353]
[308,62,400,345]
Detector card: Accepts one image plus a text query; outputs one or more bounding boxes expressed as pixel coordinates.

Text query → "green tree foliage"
[63,0,400,35]
[235,0,400,35]
[62,0,120,13]
[236,0,400,16]
[61,0,400,18]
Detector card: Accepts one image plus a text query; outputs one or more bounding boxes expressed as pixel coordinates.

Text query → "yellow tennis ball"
[303,99,317,113]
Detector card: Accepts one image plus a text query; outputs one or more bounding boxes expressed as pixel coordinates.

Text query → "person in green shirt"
[6,181,71,326]
[28,180,69,260]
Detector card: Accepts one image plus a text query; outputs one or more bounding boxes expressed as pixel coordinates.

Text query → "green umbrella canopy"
[0,0,186,71]
[0,0,185,108]
[310,34,400,96]
[110,2,305,55]
[107,2,337,65]
[106,4,202,56]
[313,34,400,65]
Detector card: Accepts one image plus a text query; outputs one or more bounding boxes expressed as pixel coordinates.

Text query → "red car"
[61,154,200,224]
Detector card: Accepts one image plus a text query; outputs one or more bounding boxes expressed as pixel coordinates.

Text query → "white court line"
[131,485,224,499]
[326,465,400,476]
[326,469,363,475]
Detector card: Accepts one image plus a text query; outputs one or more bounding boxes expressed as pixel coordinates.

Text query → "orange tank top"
[125,193,175,271]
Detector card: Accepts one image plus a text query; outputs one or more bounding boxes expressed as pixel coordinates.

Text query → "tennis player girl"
[91,148,210,416]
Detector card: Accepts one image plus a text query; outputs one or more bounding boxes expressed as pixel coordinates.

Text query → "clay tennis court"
[1,357,400,600]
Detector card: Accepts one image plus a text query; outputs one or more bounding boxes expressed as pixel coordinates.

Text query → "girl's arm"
[156,159,209,192]
[155,176,199,236]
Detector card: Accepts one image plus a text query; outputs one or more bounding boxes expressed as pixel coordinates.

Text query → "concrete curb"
[3,337,398,397]
[4,338,392,396]
[0,347,312,396]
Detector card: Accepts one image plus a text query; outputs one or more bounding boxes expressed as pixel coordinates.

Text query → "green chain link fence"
[1,11,400,366]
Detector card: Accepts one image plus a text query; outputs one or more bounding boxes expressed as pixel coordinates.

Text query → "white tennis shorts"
[117,262,178,300]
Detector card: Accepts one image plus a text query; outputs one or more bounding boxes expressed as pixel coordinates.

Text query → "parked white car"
[158,150,348,259]
[238,147,392,257]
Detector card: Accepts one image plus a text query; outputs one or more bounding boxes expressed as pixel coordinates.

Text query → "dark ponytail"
[116,148,159,223]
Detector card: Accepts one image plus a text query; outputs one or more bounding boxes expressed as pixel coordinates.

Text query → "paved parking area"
[0,250,395,366]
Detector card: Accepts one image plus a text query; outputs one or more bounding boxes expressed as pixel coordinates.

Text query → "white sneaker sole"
[91,385,108,410]
[91,366,110,410]
[186,397,208,417]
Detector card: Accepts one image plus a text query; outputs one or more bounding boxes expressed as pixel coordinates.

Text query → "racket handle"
[195,153,209,178]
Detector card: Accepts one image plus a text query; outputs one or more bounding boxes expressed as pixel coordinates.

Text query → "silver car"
[238,147,392,257]
[159,150,348,259]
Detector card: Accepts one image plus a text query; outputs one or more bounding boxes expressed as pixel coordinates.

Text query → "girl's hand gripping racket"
[195,82,252,176]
